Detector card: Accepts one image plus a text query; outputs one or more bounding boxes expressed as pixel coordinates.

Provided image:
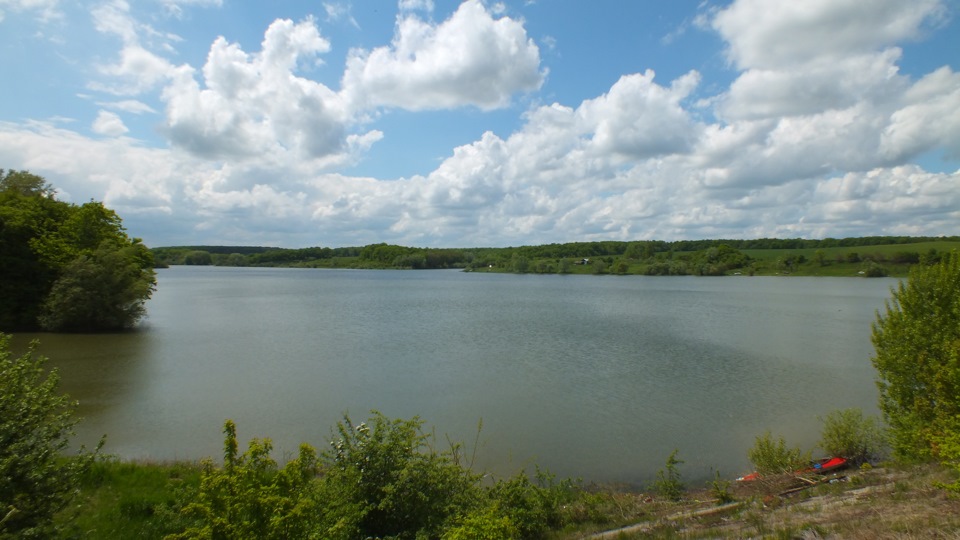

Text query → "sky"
[1,0,958,249]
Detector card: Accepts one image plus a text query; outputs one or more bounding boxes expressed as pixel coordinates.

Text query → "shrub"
[651,449,685,501]
[709,470,735,504]
[169,420,321,540]
[0,334,101,538]
[748,431,810,476]
[323,412,483,540]
[442,504,518,539]
[818,408,887,465]
[489,468,580,539]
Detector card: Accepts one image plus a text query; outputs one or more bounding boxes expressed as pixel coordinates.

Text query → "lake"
[13,266,897,485]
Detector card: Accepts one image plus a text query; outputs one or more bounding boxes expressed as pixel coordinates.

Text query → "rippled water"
[14,266,896,484]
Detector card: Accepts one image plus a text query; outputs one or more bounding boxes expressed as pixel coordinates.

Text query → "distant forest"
[151,236,959,277]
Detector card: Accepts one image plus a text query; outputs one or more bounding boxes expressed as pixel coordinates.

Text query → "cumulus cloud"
[880,66,960,161]
[92,110,128,136]
[806,166,960,235]
[718,49,905,121]
[702,0,957,192]
[580,70,702,159]
[342,0,545,111]
[0,120,178,216]
[712,0,946,69]
[2,0,958,248]
[161,17,367,166]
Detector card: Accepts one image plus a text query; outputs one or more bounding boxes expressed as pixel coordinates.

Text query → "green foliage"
[651,449,685,501]
[165,413,610,539]
[0,169,156,331]
[871,251,960,460]
[748,432,811,476]
[932,417,960,493]
[817,408,887,465]
[488,468,582,539]
[169,420,320,540]
[150,237,960,276]
[709,470,735,504]
[0,334,101,538]
[0,169,54,197]
[323,412,483,539]
[182,250,212,266]
[862,261,888,277]
[61,411,616,539]
[38,241,156,331]
[442,504,519,539]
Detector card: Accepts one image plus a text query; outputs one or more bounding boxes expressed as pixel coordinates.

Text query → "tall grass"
[57,458,202,539]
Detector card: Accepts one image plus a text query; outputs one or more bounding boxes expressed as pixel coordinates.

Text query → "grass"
[55,458,202,539]
[742,240,960,277]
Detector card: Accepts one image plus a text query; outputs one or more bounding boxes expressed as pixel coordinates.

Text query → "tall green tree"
[871,251,960,460]
[0,170,155,331]
[0,334,101,538]
[0,172,66,328]
[38,241,156,332]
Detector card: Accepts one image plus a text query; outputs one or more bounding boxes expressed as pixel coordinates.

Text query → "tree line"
[151,236,958,273]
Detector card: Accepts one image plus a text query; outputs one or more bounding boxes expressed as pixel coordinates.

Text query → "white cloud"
[880,66,960,161]
[161,18,362,165]
[323,2,358,27]
[712,0,946,69]
[806,166,960,234]
[719,49,905,121]
[343,0,545,111]
[93,43,179,95]
[0,120,179,217]
[2,0,958,248]
[90,1,180,95]
[398,0,433,13]
[99,99,157,114]
[579,70,702,159]
[701,0,959,192]
[92,110,128,136]
[0,0,61,22]
[160,0,222,19]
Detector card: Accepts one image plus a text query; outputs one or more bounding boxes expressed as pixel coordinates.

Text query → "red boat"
[803,456,848,474]
[736,456,848,482]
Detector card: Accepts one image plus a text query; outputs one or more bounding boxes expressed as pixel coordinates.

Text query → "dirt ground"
[581,463,960,539]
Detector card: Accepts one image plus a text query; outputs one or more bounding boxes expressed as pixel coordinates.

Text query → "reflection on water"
[10,267,895,484]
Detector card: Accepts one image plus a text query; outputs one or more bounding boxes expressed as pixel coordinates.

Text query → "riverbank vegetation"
[152,236,960,278]
[38,414,960,539]
[0,170,156,332]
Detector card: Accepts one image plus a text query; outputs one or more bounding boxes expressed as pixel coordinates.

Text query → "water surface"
[15,267,895,484]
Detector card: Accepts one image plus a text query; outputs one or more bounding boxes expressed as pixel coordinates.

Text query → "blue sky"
[1,0,958,248]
